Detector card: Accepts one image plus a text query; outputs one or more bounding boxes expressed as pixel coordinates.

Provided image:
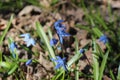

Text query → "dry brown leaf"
[40,0,51,8]
[66,8,84,21]
[103,75,112,80]
[110,1,120,8]
[38,52,53,71]
[0,19,7,30]
[100,0,120,8]
[18,5,41,16]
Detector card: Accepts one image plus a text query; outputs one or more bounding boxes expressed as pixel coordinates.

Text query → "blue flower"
[54,20,64,30]
[59,32,70,44]
[50,38,58,46]
[54,20,70,44]
[20,33,31,42]
[51,56,67,71]
[20,33,36,47]
[26,59,32,66]
[99,35,108,44]
[79,49,84,54]
[26,38,36,47]
[9,42,17,58]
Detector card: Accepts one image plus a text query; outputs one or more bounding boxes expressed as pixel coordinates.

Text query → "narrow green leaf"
[48,27,53,40]
[110,70,115,80]
[0,62,11,69]
[75,37,79,80]
[0,51,2,62]
[8,64,18,75]
[94,15,108,30]
[92,27,103,37]
[36,22,56,59]
[67,52,83,68]
[62,71,65,80]
[0,14,13,45]
[92,39,99,80]
[117,64,120,80]
[99,50,109,80]
[92,54,99,80]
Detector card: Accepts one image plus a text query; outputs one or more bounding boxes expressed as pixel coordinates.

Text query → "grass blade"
[98,50,109,80]
[117,64,120,80]
[0,14,13,45]
[92,54,99,80]
[36,21,56,59]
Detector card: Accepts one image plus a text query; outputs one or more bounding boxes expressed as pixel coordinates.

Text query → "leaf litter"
[0,0,119,80]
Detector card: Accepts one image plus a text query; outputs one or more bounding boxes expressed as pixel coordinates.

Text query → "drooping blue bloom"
[79,49,84,54]
[20,33,36,47]
[54,20,65,30]
[26,59,32,66]
[54,20,70,44]
[26,38,36,47]
[50,38,58,46]
[20,33,31,42]
[59,32,70,44]
[51,56,67,71]
[9,42,17,58]
[99,35,108,44]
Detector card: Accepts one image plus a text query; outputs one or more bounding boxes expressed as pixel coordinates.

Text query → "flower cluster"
[20,33,36,47]
[54,20,70,44]
[9,37,34,66]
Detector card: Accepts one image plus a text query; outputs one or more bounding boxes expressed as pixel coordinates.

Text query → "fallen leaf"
[0,19,7,30]
[18,5,41,16]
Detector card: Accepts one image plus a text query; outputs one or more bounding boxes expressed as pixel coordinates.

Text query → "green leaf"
[0,51,2,62]
[92,27,103,37]
[75,37,79,80]
[8,64,18,75]
[51,0,59,5]
[36,22,56,59]
[0,14,13,45]
[99,50,109,80]
[117,64,120,80]
[92,54,99,80]
[0,62,11,69]
[93,14,108,30]
[110,69,115,80]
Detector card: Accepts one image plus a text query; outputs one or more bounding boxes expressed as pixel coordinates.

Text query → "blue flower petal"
[50,38,58,46]
[59,36,63,44]
[20,33,31,42]
[20,33,36,47]
[54,20,70,44]
[54,20,64,29]
[99,35,108,44]
[26,59,32,66]
[55,63,61,69]
[79,49,84,54]
[26,38,36,47]
[51,56,67,71]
